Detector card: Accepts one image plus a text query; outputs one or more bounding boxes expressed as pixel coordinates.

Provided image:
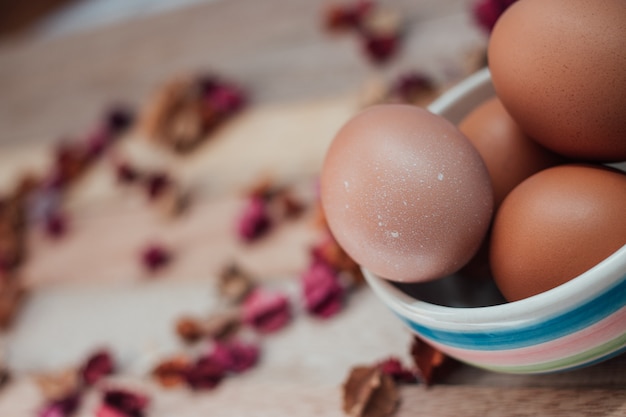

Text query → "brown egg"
[490,164,626,301]
[320,104,493,283]
[459,96,565,209]
[488,0,626,162]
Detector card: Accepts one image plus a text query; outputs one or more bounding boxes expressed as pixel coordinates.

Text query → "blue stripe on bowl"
[398,275,626,350]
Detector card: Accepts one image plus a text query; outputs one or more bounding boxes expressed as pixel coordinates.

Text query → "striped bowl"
[362,68,626,374]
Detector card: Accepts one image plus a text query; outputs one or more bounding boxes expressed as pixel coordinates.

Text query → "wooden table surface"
[0,0,624,416]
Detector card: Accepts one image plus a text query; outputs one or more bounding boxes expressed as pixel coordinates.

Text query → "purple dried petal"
[242,288,291,333]
[101,388,149,417]
[206,83,247,116]
[141,244,171,273]
[38,391,81,417]
[81,349,114,386]
[237,196,272,242]
[184,356,225,390]
[301,260,345,319]
[210,340,260,374]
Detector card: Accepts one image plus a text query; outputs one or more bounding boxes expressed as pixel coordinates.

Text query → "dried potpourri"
[151,355,191,388]
[184,355,226,390]
[38,391,82,417]
[207,339,260,374]
[140,243,173,273]
[342,365,399,417]
[322,1,404,65]
[81,349,115,386]
[140,73,247,154]
[410,336,450,386]
[472,0,518,33]
[96,388,150,417]
[241,288,292,334]
[300,258,346,319]
[218,262,257,304]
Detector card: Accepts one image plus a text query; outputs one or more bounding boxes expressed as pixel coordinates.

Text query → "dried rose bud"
[105,105,135,135]
[144,172,171,201]
[342,365,398,417]
[98,388,149,417]
[81,349,114,386]
[410,336,448,386]
[301,260,345,319]
[323,0,374,32]
[205,83,247,117]
[376,357,417,384]
[140,243,172,273]
[38,391,82,417]
[209,340,260,374]
[218,263,256,304]
[184,356,225,390]
[151,356,191,388]
[473,0,517,33]
[242,288,291,334]
[236,196,272,242]
[389,72,436,104]
[311,233,359,276]
[361,31,399,65]
[44,211,68,239]
[115,162,140,185]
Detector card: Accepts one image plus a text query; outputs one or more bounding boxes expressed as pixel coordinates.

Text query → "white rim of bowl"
[363,244,626,327]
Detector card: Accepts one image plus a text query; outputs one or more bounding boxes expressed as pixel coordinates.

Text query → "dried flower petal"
[410,336,448,386]
[205,83,247,117]
[105,105,135,135]
[311,233,359,277]
[144,172,171,201]
[361,32,399,65]
[342,365,398,417]
[184,356,225,390]
[389,72,436,104]
[201,309,242,340]
[472,0,518,33]
[176,316,207,344]
[99,388,149,417]
[115,162,140,185]
[323,0,374,32]
[301,260,345,319]
[151,356,191,388]
[140,243,172,273]
[209,340,260,374]
[38,391,81,417]
[242,288,291,334]
[81,349,114,386]
[376,357,417,384]
[237,196,272,242]
[218,263,256,303]
[44,211,68,239]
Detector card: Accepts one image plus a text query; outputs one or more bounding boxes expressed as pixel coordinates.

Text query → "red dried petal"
[324,0,374,32]
[210,340,260,374]
[38,392,81,417]
[100,388,149,417]
[81,350,114,386]
[44,211,68,239]
[237,196,272,242]
[115,162,140,184]
[205,83,247,117]
[301,260,345,319]
[184,356,225,390]
[140,244,172,273]
[362,32,399,65]
[472,0,518,33]
[242,288,291,333]
[410,336,448,386]
[144,172,171,200]
[377,357,417,384]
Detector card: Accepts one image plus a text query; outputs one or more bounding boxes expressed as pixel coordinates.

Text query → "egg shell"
[459,96,565,209]
[320,104,493,283]
[490,164,626,301]
[488,0,626,161]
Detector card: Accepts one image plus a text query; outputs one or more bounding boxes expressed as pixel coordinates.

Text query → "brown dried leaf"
[151,355,191,388]
[342,365,399,417]
[410,336,448,386]
[218,263,256,304]
[34,368,79,401]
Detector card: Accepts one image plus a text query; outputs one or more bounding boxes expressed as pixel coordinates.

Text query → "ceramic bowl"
[363,67,626,374]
